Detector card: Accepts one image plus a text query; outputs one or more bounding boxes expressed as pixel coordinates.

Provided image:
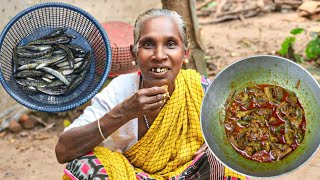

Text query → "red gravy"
[224,84,306,162]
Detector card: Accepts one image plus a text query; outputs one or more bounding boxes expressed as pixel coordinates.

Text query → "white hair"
[132,8,189,55]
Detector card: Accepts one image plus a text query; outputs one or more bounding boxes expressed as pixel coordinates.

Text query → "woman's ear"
[185,47,190,59]
[130,44,136,58]
[130,44,137,66]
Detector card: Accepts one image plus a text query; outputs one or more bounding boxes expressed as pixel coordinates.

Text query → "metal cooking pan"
[201,55,320,178]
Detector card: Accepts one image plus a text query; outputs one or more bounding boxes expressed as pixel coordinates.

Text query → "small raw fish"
[35,55,66,69]
[57,44,75,69]
[52,49,66,56]
[41,28,67,39]
[64,34,77,39]
[66,71,86,93]
[37,67,70,86]
[45,79,65,88]
[14,70,44,79]
[18,85,38,94]
[55,57,83,68]
[59,69,74,76]
[17,45,52,52]
[58,61,83,70]
[16,48,53,58]
[17,62,40,71]
[74,51,86,58]
[13,27,91,96]
[72,61,83,69]
[49,55,69,67]
[16,58,33,66]
[74,52,91,74]
[16,52,56,65]
[16,78,48,88]
[42,77,53,83]
[44,74,56,80]
[67,44,85,54]
[33,54,66,65]
[28,36,71,45]
[37,86,68,96]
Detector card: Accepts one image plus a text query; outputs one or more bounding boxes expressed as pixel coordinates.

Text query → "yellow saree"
[63,69,246,180]
[94,69,204,179]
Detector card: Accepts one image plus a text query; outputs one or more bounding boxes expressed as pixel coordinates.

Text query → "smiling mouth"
[150,67,170,73]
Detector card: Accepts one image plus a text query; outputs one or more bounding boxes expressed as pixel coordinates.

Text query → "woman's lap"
[64,152,108,179]
[64,149,231,180]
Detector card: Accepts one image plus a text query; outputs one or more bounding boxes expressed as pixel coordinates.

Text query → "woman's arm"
[55,101,130,163]
[55,86,167,164]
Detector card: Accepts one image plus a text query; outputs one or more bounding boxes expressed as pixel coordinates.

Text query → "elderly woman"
[56,8,246,180]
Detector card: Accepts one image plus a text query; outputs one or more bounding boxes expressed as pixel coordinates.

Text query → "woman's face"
[136,16,187,88]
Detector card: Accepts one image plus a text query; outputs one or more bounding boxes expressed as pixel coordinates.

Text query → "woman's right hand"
[120,86,169,120]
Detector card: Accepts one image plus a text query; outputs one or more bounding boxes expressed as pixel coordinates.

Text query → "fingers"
[147,93,168,104]
[141,86,167,96]
[130,85,170,116]
[142,99,165,111]
[138,86,169,104]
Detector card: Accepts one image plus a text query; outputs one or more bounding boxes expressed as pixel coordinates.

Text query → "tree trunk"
[162,0,207,76]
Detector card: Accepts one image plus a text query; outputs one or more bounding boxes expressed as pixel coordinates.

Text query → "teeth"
[151,68,168,73]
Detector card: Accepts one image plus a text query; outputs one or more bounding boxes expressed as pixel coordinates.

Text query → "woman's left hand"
[193,143,208,159]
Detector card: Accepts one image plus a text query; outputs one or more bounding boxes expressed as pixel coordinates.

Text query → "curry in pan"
[224,84,306,162]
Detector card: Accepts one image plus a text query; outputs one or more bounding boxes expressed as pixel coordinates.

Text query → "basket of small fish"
[0,2,112,112]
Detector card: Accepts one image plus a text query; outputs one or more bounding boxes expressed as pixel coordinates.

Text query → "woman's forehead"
[140,16,180,39]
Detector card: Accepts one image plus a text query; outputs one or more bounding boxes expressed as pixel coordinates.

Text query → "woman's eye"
[167,41,177,48]
[142,42,154,48]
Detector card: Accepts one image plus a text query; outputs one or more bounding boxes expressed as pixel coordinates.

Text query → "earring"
[131,61,136,66]
[183,58,189,64]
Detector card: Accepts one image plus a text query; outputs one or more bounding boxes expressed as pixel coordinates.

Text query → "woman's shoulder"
[103,72,139,92]
[110,72,139,85]
[94,72,139,103]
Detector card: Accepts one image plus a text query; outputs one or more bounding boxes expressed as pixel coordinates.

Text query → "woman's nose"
[154,46,168,61]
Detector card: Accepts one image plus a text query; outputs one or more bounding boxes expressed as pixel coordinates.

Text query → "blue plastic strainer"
[0,2,112,112]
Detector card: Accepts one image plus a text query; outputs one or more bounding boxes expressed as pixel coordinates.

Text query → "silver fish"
[13,28,91,96]
[42,77,53,83]
[45,79,65,88]
[41,28,67,39]
[16,78,48,87]
[14,70,44,79]
[58,61,83,70]
[37,67,70,86]
[44,74,56,80]
[74,52,91,74]
[36,55,66,69]
[66,70,86,93]
[55,57,83,68]
[67,44,85,54]
[17,62,40,71]
[57,44,75,69]
[37,86,68,96]
[17,45,52,52]
[16,48,53,58]
[28,36,71,45]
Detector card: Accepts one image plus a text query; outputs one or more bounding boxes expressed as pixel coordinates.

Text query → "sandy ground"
[1,1,320,180]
